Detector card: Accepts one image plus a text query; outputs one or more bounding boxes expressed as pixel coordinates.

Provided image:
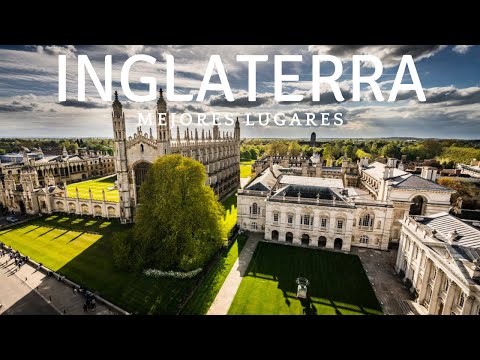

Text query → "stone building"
[0,164,119,218]
[0,148,115,187]
[238,156,454,251]
[112,90,240,223]
[396,213,480,315]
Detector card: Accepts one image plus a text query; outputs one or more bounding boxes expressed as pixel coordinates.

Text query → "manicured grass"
[181,234,248,315]
[0,215,194,314]
[221,192,237,234]
[240,164,252,178]
[228,242,382,315]
[67,175,119,202]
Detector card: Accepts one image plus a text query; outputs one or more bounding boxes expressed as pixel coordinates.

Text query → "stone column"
[395,233,405,272]
[417,259,432,305]
[293,209,301,245]
[442,281,456,315]
[428,269,443,315]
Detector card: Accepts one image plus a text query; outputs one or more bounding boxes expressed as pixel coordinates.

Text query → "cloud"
[36,45,77,58]
[57,99,108,109]
[308,45,446,67]
[452,45,473,54]
[209,92,272,108]
[389,86,480,106]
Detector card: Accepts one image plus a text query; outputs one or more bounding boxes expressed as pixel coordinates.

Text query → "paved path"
[207,234,260,315]
[352,247,415,315]
[0,254,117,315]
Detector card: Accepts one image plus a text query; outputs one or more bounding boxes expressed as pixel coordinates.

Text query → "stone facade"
[396,213,480,315]
[238,156,454,252]
[112,90,240,223]
[0,164,119,218]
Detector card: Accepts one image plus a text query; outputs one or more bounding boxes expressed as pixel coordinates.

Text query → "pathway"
[352,247,416,315]
[207,233,260,315]
[0,253,118,315]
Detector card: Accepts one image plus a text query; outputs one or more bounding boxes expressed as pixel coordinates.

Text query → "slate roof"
[418,212,480,249]
[392,174,451,191]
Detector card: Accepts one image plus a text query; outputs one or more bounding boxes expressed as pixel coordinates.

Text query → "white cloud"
[452,45,473,54]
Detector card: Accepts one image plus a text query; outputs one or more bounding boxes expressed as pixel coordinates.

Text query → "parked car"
[6,216,19,223]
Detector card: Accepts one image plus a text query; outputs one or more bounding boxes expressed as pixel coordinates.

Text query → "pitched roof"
[363,161,407,181]
[279,175,344,189]
[392,174,451,191]
[245,168,279,192]
[419,212,480,249]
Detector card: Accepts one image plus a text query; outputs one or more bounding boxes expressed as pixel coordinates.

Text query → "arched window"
[360,213,374,230]
[359,235,369,244]
[287,213,294,226]
[140,144,144,153]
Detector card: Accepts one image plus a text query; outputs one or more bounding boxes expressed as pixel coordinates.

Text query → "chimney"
[421,166,437,181]
[383,158,397,179]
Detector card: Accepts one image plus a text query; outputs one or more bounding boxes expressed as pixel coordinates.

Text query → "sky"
[0,45,479,139]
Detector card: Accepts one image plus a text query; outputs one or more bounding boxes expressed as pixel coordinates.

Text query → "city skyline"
[0,45,479,139]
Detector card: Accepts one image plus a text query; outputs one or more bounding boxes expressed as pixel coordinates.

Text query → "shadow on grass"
[243,242,382,315]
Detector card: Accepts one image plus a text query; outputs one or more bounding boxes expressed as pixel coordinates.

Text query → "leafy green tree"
[249,148,258,160]
[0,149,5,155]
[288,141,302,157]
[129,155,226,271]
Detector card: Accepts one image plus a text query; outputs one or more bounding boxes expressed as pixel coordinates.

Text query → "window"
[287,214,293,224]
[273,213,279,222]
[320,218,328,230]
[432,267,438,280]
[458,292,465,308]
[301,214,312,226]
[250,222,257,231]
[444,278,450,292]
[250,203,258,215]
[337,219,344,230]
[414,247,418,259]
[359,235,369,244]
[360,213,374,230]
[377,221,382,229]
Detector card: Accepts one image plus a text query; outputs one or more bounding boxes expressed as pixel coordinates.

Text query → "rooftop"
[279,175,344,189]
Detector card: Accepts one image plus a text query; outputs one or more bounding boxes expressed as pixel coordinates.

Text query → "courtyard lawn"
[240,160,255,179]
[67,175,119,202]
[228,242,382,315]
[221,192,237,234]
[181,234,248,315]
[0,215,194,314]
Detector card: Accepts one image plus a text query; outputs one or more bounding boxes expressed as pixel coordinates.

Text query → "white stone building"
[238,157,455,252]
[396,213,480,315]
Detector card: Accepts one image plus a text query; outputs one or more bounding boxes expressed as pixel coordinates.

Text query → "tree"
[288,141,301,157]
[267,141,288,157]
[0,149,5,155]
[120,155,226,272]
[249,148,258,160]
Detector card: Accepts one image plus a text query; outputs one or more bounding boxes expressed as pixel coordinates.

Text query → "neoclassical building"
[238,156,455,251]
[112,90,240,223]
[396,213,480,315]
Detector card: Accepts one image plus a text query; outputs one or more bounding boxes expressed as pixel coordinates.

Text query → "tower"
[234,117,240,141]
[156,88,171,156]
[310,132,316,147]
[112,91,132,223]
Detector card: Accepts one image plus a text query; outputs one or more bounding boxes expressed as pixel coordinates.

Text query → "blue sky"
[0,45,479,139]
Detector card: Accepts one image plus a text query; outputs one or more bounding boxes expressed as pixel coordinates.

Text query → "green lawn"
[240,160,254,179]
[221,192,237,234]
[240,160,255,165]
[0,215,194,314]
[228,242,382,315]
[181,234,248,315]
[67,175,119,202]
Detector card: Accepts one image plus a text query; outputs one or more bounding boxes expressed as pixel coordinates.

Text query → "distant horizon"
[1,135,479,141]
[1,45,480,139]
